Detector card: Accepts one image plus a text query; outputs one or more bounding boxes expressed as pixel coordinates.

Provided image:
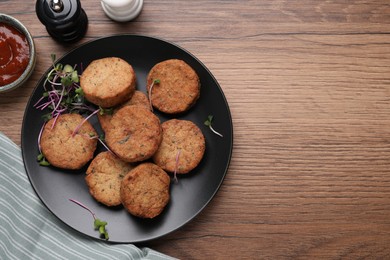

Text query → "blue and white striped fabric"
[0,132,176,260]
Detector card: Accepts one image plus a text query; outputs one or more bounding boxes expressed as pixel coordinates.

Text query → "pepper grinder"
[101,0,143,22]
[36,0,88,43]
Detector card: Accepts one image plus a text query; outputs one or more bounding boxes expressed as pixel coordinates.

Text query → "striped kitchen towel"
[0,132,176,260]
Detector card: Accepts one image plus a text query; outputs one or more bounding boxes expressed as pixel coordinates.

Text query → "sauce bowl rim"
[0,13,36,93]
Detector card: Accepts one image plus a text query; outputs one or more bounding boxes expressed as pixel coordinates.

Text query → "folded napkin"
[0,132,176,260]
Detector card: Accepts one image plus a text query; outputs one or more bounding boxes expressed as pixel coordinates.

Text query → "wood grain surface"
[2,1,390,259]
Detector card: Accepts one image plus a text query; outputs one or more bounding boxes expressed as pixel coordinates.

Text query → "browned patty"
[147,59,200,114]
[125,90,150,108]
[85,151,134,206]
[98,90,149,132]
[80,57,136,108]
[153,119,205,174]
[120,162,170,218]
[40,113,98,170]
[105,105,162,163]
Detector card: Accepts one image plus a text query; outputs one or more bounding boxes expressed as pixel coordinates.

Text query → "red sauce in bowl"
[0,22,30,87]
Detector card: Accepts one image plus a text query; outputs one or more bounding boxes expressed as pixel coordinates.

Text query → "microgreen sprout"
[71,108,101,137]
[99,107,113,116]
[37,122,45,153]
[204,115,223,137]
[69,199,109,240]
[35,55,94,124]
[37,153,50,166]
[72,106,113,137]
[86,133,116,156]
[36,123,50,166]
[35,55,99,164]
[148,79,160,112]
[173,149,181,183]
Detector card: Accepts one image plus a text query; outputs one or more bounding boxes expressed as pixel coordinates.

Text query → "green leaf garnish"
[61,76,73,87]
[99,106,113,116]
[41,113,52,122]
[55,63,63,71]
[63,64,74,73]
[204,114,223,137]
[75,87,84,95]
[95,219,109,240]
[69,199,109,240]
[71,70,79,83]
[37,153,50,166]
[204,115,213,127]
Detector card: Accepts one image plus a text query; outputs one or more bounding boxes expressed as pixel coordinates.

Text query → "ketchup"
[0,22,30,87]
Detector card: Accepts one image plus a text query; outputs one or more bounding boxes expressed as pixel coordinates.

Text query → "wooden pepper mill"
[36,0,88,43]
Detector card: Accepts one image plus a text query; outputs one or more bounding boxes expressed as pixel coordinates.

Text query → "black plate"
[21,35,233,243]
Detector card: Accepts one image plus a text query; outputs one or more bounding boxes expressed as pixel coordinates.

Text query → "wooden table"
[2,1,390,259]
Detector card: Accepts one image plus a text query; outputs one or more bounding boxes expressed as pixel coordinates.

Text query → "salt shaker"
[36,0,88,43]
[101,0,143,22]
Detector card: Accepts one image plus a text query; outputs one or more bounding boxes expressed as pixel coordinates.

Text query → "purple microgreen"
[148,79,160,112]
[173,149,181,183]
[33,95,47,108]
[71,109,100,137]
[37,122,49,166]
[47,77,63,86]
[69,198,96,219]
[204,115,223,137]
[50,113,60,129]
[35,100,51,110]
[37,122,46,153]
[69,199,109,240]
[51,86,65,115]
[86,133,116,156]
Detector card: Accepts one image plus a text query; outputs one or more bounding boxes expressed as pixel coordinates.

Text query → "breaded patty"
[153,119,205,174]
[120,162,170,218]
[40,113,98,170]
[105,105,162,163]
[85,151,134,206]
[98,90,149,132]
[147,59,200,114]
[125,90,150,108]
[80,57,136,108]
